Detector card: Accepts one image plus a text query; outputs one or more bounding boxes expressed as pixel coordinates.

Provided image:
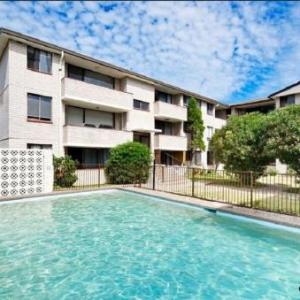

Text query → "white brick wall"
[0,45,9,142]
[6,40,63,155]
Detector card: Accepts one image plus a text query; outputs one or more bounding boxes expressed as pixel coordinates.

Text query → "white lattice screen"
[0,149,53,198]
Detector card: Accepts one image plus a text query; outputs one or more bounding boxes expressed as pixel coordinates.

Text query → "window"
[183,122,190,133]
[67,64,114,89]
[207,103,214,115]
[134,132,150,147]
[133,99,149,111]
[27,46,52,74]
[280,95,295,107]
[155,120,173,135]
[67,147,110,167]
[207,151,214,166]
[207,126,214,140]
[183,95,190,107]
[27,144,52,150]
[27,93,52,121]
[155,91,172,104]
[65,106,115,129]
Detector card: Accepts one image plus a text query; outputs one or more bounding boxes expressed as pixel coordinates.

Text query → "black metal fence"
[54,164,106,191]
[53,164,300,216]
[142,165,300,216]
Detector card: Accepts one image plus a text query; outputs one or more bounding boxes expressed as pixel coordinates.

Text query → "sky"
[1,1,300,104]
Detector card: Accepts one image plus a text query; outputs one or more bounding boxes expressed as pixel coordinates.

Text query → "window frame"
[155,91,173,104]
[27,46,52,74]
[280,95,295,107]
[67,64,115,90]
[207,103,214,116]
[65,105,115,129]
[133,99,150,111]
[27,93,52,123]
[207,126,214,140]
[27,143,52,150]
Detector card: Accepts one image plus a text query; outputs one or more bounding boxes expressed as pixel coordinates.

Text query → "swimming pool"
[0,190,300,299]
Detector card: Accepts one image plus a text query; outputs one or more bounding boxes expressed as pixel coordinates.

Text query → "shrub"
[54,155,78,187]
[105,142,152,184]
[209,112,273,182]
[266,105,300,177]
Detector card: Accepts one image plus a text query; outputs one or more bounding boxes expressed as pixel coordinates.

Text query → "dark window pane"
[27,46,38,70]
[133,99,141,109]
[27,144,52,150]
[66,106,84,125]
[39,51,52,73]
[27,94,40,118]
[40,96,52,120]
[68,65,84,80]
[207,151,214,165]
[156,91,172,104]
[27,93,52,121]
[84,70,114,89]
[133,99,149,111]
[27,46,52,73]
[207,103,214,115]
[183,96,190,107]
[280,95,295,107]
[141,102,149,110]
[99,148,110,165]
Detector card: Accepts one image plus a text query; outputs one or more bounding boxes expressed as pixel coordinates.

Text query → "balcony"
[154,101,187,121]
[214,117,227,129]
[154,134,187,151]
[62,77,133,112]
[63,125,133,148]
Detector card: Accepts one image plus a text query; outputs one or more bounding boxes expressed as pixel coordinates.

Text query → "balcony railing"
[154,134,187,151]
[154,101,187,121]
[62,77,133,112]
[63,125,133,148]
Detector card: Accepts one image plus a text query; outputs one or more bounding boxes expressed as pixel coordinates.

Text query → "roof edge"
[268,80,300,98]
[0,27,225,106]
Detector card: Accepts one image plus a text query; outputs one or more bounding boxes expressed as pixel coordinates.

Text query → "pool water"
[0,190,300,299]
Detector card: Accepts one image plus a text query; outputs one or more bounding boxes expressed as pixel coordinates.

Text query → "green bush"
[105,142,152,184]
[209,112,273,181]
[266,105,300,177]
[54,155,78,187]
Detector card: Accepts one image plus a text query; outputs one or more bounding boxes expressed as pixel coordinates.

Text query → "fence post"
[98,165,101,188]
[152,161,156,190]
[250,171,253,208]
[192,167,195,197]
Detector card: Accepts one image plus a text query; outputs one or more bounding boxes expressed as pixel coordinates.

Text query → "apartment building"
[226,83,300,173]
[0,28,226,168]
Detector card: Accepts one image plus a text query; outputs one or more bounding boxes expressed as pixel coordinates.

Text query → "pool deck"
[1,186,300,229]
[122,187,300,229]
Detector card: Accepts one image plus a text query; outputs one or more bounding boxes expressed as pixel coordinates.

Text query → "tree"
[209,112,273,182]
[186,97,205,164]
[209,126,226,169]
[54,155,78,187]
[267,105,300,176]
[105,142,152,184]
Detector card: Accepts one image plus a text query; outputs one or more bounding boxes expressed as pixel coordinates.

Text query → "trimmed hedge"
[105,142,152,184]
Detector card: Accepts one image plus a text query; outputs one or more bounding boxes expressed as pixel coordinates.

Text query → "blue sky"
[1,1,300,104]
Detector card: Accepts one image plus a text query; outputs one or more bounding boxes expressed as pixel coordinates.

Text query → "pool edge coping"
[121,187,300,230]
[1,186,300,230]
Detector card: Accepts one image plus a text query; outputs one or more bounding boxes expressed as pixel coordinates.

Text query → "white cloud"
[0,1,300,103]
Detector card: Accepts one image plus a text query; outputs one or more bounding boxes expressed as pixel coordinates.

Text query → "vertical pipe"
[152,160,156,190]
[98,165,101,188]
[192,167,195,197]
[250,171,253,208]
